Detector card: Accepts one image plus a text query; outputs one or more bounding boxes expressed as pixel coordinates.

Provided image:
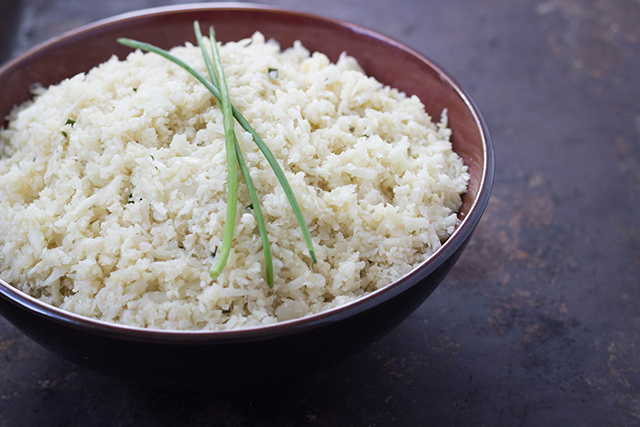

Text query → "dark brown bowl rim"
[0,3,494,344]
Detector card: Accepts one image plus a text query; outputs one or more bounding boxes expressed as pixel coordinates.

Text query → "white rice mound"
[0,33,469,330]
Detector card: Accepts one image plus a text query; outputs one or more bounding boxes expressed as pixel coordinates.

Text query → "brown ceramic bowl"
[0,4,493,390]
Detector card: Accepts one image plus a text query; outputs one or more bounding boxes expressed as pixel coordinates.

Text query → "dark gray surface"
[1,0,639,425]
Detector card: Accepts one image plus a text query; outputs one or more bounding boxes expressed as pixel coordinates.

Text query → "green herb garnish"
[268,68,279,79]
[117,22,317,287]
[203,25,239,283]
[194,23,274,286]
[61,131,67,138]
[65,118,75,127]
[133,87,138,92]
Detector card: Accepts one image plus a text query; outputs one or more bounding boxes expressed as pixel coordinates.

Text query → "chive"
[117,36,316,265]
[268,68,278,79]
[65,118,75,127]
[133,87,138,92]
[61,131,67,138]
[205,25,239,282]
[234,137,274,286]
[194,22,275,287]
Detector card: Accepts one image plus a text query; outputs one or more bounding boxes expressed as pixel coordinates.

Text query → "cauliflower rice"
[0,33,469,330]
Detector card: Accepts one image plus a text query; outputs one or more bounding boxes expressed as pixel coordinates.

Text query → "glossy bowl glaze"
[0,3,494,390]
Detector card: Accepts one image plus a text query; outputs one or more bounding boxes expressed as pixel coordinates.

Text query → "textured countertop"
[1,0,639,425]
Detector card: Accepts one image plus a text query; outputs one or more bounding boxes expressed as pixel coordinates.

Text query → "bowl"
[0,3,494,391]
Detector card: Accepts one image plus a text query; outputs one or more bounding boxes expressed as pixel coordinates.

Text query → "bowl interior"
[0,4,491,336]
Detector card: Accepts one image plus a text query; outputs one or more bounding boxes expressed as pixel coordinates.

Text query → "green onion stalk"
[117,23,316,287]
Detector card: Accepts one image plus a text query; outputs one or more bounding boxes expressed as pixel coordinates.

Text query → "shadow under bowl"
[0,3,494,391]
